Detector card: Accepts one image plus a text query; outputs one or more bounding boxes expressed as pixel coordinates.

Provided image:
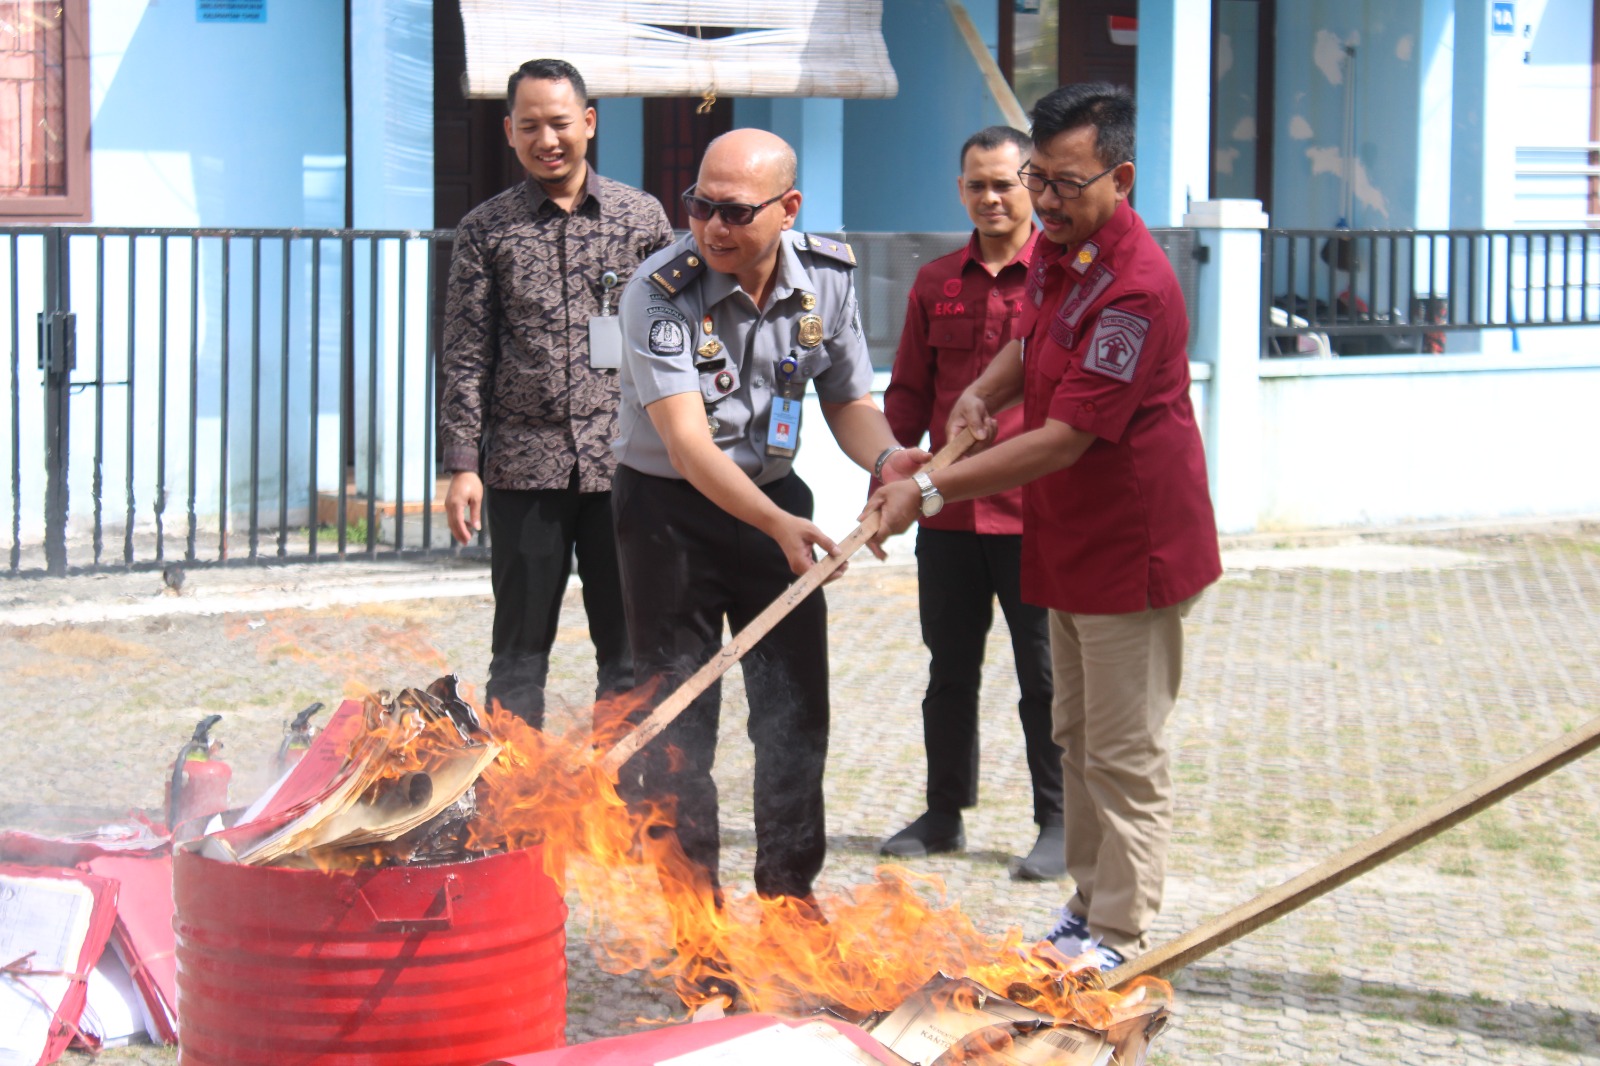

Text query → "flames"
[463,692,1172,1033]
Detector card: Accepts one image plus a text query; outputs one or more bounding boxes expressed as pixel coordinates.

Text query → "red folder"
[0,864,119,1066]
[84,855,177,1044]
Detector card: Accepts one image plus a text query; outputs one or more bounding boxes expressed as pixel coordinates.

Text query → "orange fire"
[467,697,1172,1034]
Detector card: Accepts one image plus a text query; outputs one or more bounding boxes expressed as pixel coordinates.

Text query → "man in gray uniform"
[611,128,925,908]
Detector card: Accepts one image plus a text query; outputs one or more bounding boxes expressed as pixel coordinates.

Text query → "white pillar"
[1183,199,1267,534]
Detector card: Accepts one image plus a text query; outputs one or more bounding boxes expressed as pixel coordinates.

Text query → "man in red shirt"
[863,83,1221,968]
[877,126,1065,881]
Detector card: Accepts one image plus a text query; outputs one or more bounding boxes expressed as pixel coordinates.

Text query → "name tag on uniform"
[766,396,802,457]
[588,315,622,370]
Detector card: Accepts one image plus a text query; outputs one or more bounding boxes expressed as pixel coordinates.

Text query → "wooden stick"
[945,0,1031,131]
[598,427,978,778]
[1106,712,1600,989]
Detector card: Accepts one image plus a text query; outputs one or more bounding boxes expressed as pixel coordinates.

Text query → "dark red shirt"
[1017,200,1221,614]
[884,229,1037,534]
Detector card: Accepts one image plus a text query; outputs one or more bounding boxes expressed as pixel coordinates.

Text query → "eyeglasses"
[680,185,791,226]
[1016,162,1124,200]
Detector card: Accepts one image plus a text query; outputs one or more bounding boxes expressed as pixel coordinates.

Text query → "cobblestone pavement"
[2,522,1598,1064]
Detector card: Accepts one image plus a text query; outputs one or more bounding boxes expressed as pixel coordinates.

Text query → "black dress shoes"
[1012,824,1066,881]
[879,811,965,857]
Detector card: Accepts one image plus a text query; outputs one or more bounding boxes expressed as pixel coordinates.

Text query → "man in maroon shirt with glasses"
[863,84,1221,970]
[876,126,1065,883]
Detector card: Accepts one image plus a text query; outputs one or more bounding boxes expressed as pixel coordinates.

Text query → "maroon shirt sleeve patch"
[1083,307,1149,383]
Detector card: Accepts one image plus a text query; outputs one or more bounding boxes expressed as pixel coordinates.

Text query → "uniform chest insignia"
[696,337,723,361]
[942,278,962,298]
[714,369,736,394]
[797,314,824,348]
[1056,264,1117,332]
[800,292,817,311]
[1071,242,1100,274]
[702,315,714,335]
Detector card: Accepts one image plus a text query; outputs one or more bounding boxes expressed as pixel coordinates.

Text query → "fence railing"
[1262,227,1600,356]
[3,225,459,575]
[3,225,1202,577]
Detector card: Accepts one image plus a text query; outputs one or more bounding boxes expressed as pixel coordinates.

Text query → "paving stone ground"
[2,521,1598,1064]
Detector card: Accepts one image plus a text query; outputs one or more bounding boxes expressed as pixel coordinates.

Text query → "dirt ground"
[4,523,1600,1064]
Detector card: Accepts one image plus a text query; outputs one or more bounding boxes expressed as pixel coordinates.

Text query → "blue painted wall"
[842,0,1008,231]
[596,99,645,189]
[90,0,345,227]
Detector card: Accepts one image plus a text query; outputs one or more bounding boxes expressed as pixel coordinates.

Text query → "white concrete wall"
[1256,353,1600,528]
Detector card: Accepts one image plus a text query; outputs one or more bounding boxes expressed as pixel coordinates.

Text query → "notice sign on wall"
[198,0,266,22]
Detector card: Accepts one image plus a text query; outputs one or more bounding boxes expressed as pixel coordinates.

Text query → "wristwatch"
[913,472,944,517]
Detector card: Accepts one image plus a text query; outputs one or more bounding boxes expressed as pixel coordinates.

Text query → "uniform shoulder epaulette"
[647,248,707,297]
[795,232,857,267]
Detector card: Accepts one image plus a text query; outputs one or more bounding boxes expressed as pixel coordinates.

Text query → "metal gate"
[4,225,1201,578]
[3,224,464,576]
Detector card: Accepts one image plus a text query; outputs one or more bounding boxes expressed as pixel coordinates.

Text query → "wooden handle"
[1105,712,1600,989]
[598,427,978,777]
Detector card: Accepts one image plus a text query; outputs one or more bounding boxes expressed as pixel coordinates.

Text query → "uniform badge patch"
[714,369,735,394]
[1083,307,1150,383]
[649,319,685,355]
[942,278,962,298]
[797,314,824,348]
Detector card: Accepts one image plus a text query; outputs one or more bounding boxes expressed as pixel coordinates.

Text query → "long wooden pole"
[598,428,977,778]
[1107,713,1600,989]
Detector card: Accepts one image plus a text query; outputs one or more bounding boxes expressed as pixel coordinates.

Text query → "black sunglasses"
[680,185,791,226]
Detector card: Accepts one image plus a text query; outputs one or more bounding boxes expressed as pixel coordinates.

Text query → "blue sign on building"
[1491,2,1516,35]
[198,0,266,22]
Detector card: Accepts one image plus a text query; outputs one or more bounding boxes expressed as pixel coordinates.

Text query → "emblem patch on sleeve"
[648,319,686,355]
[1083,307,1150,383]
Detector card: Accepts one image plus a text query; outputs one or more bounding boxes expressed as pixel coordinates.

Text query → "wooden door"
[643,97,734,229]
[1058,0,1139,89]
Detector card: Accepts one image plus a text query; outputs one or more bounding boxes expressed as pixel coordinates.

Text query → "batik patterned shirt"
[441,170,673,492]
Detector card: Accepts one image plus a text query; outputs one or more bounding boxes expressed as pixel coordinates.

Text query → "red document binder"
[0,864,119,1066]
[84,855,177,1044]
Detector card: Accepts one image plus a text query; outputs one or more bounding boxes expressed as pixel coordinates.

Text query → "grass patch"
[30,630,159,660]
[1305,972,1341,995]
[315,517,372,545]
[1536,1036,1581,1053]
[1415,1005,1457,1027]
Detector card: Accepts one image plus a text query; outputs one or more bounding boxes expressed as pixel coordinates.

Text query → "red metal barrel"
[174,846,566,1064]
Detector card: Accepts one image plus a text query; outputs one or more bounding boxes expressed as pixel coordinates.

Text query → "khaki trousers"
[1049,594,1199,957]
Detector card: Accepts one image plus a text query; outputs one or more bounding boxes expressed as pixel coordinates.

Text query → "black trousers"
[485,470,632,728]
[611,465,829,900]
[915,526,1062,826]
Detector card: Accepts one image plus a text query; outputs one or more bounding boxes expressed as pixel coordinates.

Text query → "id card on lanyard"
[765,353,803,458]
[588,270,622,370]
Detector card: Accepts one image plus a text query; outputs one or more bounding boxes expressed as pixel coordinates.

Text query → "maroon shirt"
[884,229,1037,534]
[1017,200,1220,614]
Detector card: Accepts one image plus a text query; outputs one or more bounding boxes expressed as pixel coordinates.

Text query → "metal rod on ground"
[1107,712,1600,989]
[598,427,978,778]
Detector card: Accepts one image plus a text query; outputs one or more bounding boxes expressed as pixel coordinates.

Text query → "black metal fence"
[1263,227,1600,356]
[4,225,458,576]
[0,223,1201,578]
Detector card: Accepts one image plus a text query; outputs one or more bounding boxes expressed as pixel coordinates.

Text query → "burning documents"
[168,672,1172,1060]
[202,677,498,867]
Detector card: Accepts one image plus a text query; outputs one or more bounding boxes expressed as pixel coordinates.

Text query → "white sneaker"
[1040,906,1094,956]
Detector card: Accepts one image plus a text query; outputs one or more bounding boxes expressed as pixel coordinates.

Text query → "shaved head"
[701,129,798,198]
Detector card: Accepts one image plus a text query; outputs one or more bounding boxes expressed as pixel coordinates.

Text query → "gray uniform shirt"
[614,231,874,485]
